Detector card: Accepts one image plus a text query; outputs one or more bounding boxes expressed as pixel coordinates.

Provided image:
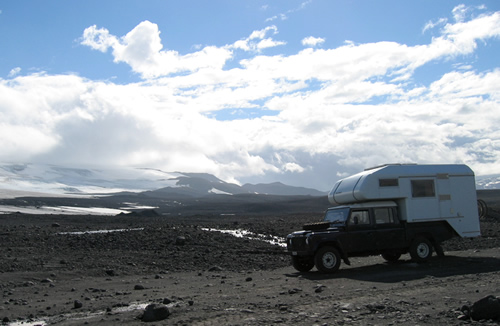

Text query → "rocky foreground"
[1,208,500,325]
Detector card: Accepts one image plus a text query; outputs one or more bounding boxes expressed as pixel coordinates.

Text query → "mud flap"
[341,252,351,265]
[432,240,445,257]
[337,243,351,265]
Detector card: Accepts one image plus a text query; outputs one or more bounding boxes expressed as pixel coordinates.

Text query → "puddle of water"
[7,302,151,326]
[58,228,144,235]
[202,228,286,247]
[120,202,158,210]
[8,321,47,326]
[0,205,128,215]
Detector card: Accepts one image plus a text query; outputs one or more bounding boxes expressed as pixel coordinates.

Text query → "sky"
[0,1,499,191]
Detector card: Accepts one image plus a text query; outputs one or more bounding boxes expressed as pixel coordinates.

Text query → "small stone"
[134,284,145,290]
[208,266,223,272]
[105,270,116,276]
[175,236,186,245]
[74,300,83,309]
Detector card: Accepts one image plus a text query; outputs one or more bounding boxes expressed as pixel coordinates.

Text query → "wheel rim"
[322,252,337,269]
[416,243,430,258]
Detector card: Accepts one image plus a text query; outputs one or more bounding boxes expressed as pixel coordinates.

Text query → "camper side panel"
[402,174,480,237]
[447,175,480,237]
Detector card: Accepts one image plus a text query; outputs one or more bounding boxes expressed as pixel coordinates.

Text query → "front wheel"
[314,246,341,273]
[291,256,314,272]
[409,237,433,263]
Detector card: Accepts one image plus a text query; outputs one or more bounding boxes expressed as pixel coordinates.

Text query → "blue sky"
[0,1,499,190]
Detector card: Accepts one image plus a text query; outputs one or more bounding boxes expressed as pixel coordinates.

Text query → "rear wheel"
[291,256,314,272]
[381,252,401,262]
[409,237,433,263]
[314,246,341,273]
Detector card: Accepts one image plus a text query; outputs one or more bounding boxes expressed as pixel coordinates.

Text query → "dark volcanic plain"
[0,190,500,325]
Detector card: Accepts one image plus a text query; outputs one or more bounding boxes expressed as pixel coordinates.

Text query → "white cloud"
[302,36,325,47]
[423,18,448,33]
[82,21,233,78]
[232,25,285,52]
[8,67,21,77]
[452,4,469,23]
[81,25,117,52]
[266,0,312,22]
[1,7,499,190]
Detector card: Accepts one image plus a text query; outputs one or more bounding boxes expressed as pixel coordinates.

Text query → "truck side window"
[374,208,395,224]
[349,210,370,225]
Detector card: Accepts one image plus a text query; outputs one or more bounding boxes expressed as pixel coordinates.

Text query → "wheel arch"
[314,241,350,265]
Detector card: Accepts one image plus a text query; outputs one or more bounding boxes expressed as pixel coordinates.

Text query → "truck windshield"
[323,207,350,226]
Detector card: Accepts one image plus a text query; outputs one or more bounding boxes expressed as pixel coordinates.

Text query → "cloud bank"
[1,5,499,189]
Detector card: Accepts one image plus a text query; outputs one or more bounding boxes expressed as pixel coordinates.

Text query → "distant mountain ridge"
[1,163,497,200]
[143,175,325,198]
[0,163,326,197]
[476,174,500,189]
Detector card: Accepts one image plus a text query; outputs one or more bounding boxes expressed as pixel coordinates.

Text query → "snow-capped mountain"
[476,174,500,189]
[0,163,325,198]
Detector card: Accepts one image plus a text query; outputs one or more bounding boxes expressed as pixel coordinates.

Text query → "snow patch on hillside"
[0,163,183,196]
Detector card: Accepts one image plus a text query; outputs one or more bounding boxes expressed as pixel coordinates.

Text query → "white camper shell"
[328,164,480,238]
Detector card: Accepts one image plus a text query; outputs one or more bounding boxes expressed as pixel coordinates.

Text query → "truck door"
[372,207,406,250]
[343,209,376,253]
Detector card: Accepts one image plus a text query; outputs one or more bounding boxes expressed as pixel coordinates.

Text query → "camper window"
[379,178,399,187]
[411,179,435,198]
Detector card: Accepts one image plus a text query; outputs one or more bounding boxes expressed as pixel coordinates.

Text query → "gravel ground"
[1,200,500,325]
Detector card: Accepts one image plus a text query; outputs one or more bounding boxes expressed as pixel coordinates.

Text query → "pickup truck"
[286,164,481,273]
[287,201,453,273]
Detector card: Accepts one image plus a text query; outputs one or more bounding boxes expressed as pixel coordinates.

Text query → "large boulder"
[470,295,500,321]
[141,303,170,322]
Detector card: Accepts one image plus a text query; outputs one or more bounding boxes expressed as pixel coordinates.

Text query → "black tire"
[291,256,314,272]
[478,199,488,219]
[409,237,433,263]
[381,252,401,262]
[314,246,341,273]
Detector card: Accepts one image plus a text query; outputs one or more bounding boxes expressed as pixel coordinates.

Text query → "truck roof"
[362,163,474,176]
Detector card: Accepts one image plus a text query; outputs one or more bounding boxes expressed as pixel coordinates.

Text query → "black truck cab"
[287,201,454,273]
